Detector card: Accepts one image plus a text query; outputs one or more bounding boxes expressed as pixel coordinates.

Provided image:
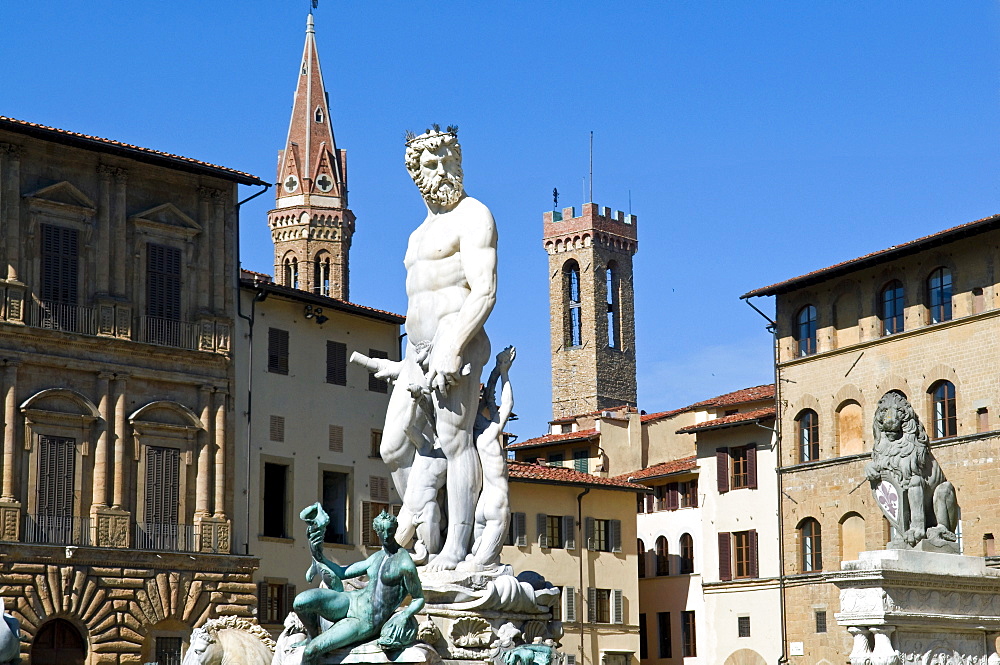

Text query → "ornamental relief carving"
[896,636,985,665]
[841,587,897,615]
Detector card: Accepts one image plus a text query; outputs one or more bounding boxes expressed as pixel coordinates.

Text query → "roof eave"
[678,415,775,435]
[240,279,405,324]
[509,475,651,493]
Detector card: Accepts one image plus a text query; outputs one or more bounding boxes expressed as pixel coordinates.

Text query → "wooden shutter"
[147,243,182,320]
[257,581,268,614]
[587,587,597,623]
[361,501,373,546]
[268,328,289,374]
[645,493,655,513]
[326,341,347,385]
[269,415,285,442]
[41,225,80,305]
[718,532,732,581]
[145,446,180,526]
[666,483,680,510]
[585,517,595,550]
[689,479,699,508]
[611,519,622,553]
[612,589,624,624]
[37,436,75,518]
[563,515,576,550]
[563,586,577,622]
[537,514,549,548]
[284,583,296,615]
[328,425,343,452]
[368,349,389,393]
[749,529,759,578]
[747,444,758,489]
[716,448,730,494]
[514,512,527,547]
[370,476,389,502]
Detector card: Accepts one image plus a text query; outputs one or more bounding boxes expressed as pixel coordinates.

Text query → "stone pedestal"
[91,506,130,547]
[832,549,1000,665]
[0,501,19,541]
[195,514,232,553]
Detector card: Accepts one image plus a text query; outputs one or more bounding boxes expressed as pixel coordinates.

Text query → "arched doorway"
[31,618,86,665]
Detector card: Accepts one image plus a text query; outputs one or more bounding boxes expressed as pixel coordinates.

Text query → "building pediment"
[129,203,201,237]
[24,181,97,214]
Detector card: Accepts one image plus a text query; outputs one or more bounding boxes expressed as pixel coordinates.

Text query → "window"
[985,534,996,557]
[979,408,990,433]
[361,501,393,546]
[723,444,757,489]
[369,475,390,502]
[565,261,582,348]
[544,514,563,548]
[328,425,343,452]
[927,267,952,324]
[930,380,957,439]
[587,518,621,552]
[507,512,527,547]
[587,588,623,624]
[146,243,182,322]
[797,410,819,462]
[680,479,698,508]
[40,224,79,305]
[283,256,299,289]
[815,610,827,633]
[800,518,823,572]
[269,415,285,442]
[260,581,295,624]
[268,328,289,375]
[155,636,183,665]
[321,471,348,544]
[679,533,694,574]
[655,536,669,576]
[638,539,646,578]
[144,446,180,549]
[733,530,758,578]
[370,430,382,458]
[314,253,331,296]
[593,519,607,551]
[639,614,648,659]
[606,261,620,349]
[263,463,288,538]
[880,280,905,335]
[681,610,697,657]
[326,341,347,385]
[795,305,817,356]
[657,612,672,658]
[33,436,76,545]
[368,349,389,393]
[731,445,748,488]
[737,616,750,638]
[573,449,588,473]
[547,452,564,467]
[973,287,986,314]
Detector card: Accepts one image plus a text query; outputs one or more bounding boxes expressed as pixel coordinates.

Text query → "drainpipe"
[577,486,591,665]
[742,296,788,665]
[235,182,271,555]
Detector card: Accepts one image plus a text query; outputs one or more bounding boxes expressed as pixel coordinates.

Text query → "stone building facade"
[743,212,1000,664]
[0,116,264,664]
[543,204,638,420]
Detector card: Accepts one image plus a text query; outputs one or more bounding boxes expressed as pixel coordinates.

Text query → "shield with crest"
[872,475,907,537]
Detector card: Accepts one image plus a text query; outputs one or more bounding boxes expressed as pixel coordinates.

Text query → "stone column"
[847,627,873,665]
[868,626,899,665]
[111,375,127,510]
[112,169,128,298]
[1,144,22,282]
[92,373,113,507]
[197,189,213,312]
[211,192,226,313]
[213,388,227,518]
[1,361,19,501]
[96,166,113,294]
[196,385,213,515]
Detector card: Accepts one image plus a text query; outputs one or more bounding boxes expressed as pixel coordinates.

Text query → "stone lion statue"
[864,390,959,548]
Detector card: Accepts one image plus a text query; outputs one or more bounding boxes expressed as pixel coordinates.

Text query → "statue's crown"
[405,124,459,146]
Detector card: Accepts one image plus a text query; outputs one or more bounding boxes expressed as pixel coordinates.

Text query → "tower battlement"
[542,203,638,255]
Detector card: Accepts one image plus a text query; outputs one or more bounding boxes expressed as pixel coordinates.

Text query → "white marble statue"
[354,126,498,571]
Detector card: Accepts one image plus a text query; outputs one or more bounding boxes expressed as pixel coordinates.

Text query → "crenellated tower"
[543,203,638,420]
[268,13,354,300]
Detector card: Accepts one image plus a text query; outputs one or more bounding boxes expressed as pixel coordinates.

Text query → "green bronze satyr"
[293,504,425,665]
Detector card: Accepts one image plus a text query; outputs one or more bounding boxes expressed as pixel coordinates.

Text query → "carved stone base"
[195,515,232,553]
[0,501,20,541]
[278,641,441,665]
[91,506,130,547]
[833,549,1000,665]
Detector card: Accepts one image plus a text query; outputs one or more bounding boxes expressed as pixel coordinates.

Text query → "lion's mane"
[869,390,930,487]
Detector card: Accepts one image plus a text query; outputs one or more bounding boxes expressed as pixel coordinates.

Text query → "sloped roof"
[549,405,634,424]
[507,428,599,450]
[617,456,698,482]
[676,406,776,434]
[240,278,404,324]
[508,460,648,492]
[742,213,1000,298]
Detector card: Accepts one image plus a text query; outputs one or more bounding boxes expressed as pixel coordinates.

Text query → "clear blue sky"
[3,2,999,441]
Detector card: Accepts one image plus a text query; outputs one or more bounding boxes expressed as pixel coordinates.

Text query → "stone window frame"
[259,454,295,542]
[926,266,954,324]
[796,409,820,463]
[798,517,823,572]
[24,182,97,308]
[928,379,958,440]
[317,462,353,547]
[878,279,906,336]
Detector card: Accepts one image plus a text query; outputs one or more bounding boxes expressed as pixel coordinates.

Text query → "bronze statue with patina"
[293,504,425,664]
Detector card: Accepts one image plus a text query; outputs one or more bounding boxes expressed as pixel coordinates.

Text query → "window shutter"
[748,529,759,578]
[270,415,285,442]
[257,581,268,613]
[514,512,527,547]
[611,519,622,553]
[285,583,296,615]
[368,349,389,393]
[370,476,389,502]
[690,479,699,508]
[645,493,655,513]
[747,444,758,489]
[587,587,597,623]
[612,589,624,624]
[718,532,732,581]
[563,586,577,622]
[268,328,289,374]
[328,425,343,452]
[716,448,730,494]
[361,501,373,546]
[326,341,347,385]
[563,515,576,550]
[537,514,549,548]
[585,517,595,549]
[666,483,679,510]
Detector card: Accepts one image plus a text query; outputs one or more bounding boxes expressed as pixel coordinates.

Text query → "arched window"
[655,536,669,576]
[927,267,952,324]
[638,539,646,578]
[930,380,957,439]
[564,261,582,348]
[797,409,819,462]
[794,305,817,356]
[840,513,866,563]
[880,280,905,335]
[284,256,299,289]
[836,401,864,456]
[679,533,694,574]
[799,518,822,572]
[315,107,324,123]
[606,261,620,349]
[314,253,331,297]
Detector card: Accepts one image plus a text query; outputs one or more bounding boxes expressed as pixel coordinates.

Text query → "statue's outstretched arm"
[400,562,426,618]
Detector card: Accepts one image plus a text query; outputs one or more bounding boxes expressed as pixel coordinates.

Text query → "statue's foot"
[903,528,924,546]
[926,525,958,543]
[425,553,461,571]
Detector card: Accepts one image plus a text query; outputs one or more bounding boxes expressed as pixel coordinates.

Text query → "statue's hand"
[496,346,515,370]
[427,350,462,395]
[863,462,880,483]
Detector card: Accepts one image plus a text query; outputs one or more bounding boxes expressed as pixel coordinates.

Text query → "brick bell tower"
[543,203,638,420]
[269,13,354,300]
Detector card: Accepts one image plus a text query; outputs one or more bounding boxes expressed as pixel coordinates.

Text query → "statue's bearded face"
[411,145,464,207]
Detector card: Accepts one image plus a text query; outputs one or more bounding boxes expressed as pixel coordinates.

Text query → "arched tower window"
[799,517,823,572]
[930,380,957,439]
[655,535,669,576]
[797,409,819,462]
[314,253,331,297]
[606,261,620,349]
[927,267,952,324]
[564,260,582,348]
[880,280,905,335]
[315,107,324,123]
[679,533,694,574]
[795,305,817,356]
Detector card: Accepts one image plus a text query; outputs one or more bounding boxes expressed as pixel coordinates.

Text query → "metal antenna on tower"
[589,131,594,203]
[310,0,318,13]
[553,188,559,210]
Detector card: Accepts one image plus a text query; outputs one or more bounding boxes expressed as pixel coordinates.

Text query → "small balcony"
[136,316,199,350]
[26,299,97,336]
[23,514,92,546]
[133,521,198,552]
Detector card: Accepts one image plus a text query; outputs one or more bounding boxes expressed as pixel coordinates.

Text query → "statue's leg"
[399,451,446,553]
[301,618,372,665]
[379,357,422,532]
[293,588,350,640]
[905,483,926,545]
[932,481,958,534]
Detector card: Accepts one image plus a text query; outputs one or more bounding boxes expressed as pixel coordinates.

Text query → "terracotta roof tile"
[507,428,599,450]
[617,456,698,482]
[676,406,776,434]
[550,405,634,424]
[686,384,775,409]
[240,279,405,324]
[742,213,1000,298]
[639,407,689,424]
[0,116,265,185]
[508,460,647,491]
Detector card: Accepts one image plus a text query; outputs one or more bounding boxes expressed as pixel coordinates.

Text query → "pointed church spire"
[269,12,355,300]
